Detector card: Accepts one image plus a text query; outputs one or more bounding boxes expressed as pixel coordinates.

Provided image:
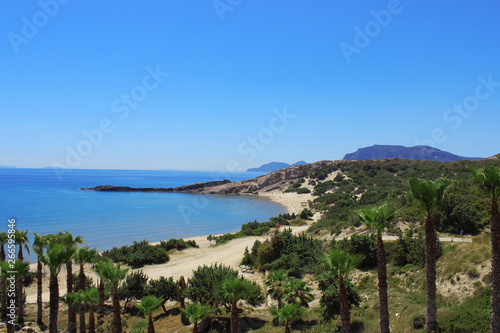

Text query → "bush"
[438,288,490,332]
[184,264,238,308]
[159,238,198,251]
[335,234,377,270]
[317,272,361,321]
[296,187,311,194]
[389,229,442,267]
[145,276,177,313]
[118,271,149,306]
[102,240,170,267]
[299,208,313,220]
[253,229,323,276]
[433,193,480,235]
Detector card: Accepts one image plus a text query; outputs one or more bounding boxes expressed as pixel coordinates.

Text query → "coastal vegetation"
[101,238,198,268]
[1,157,499,332]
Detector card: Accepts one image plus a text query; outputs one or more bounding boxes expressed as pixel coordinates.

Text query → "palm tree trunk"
[89,306,96,333]
[425,213,437,333]
[339,277,351,333]
[79,304,86,333]
[49,272,59,333]
[377,235,390,333]
[18,246,23,261]
[112,287,122,333]
[193,322,198,333]
[148,314,155,333]
[231,301,239,333]
[37,258,43,325]
[98,279,105,330]
[491,201,500,332]
[17,274,24,325]
[78,266,86,333]
[284,322,291,333]
[67,261,77,333]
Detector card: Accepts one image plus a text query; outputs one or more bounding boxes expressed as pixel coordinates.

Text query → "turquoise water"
[0,168,285,262]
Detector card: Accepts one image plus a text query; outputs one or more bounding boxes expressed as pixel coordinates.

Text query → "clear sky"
[1,1,499,171]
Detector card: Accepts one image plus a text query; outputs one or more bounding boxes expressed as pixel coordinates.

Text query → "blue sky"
[1,0,499,171]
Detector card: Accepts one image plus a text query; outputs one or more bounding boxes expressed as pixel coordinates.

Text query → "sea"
[0,168,285,262]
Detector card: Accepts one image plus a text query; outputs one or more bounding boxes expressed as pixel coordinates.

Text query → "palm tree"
[469,165,500,332]
[0,232,8,320]
[359,205,397,333]
[95,261,128,333]
[74,246,99,333]
[135,295,163,333]
[81,287,99,333]
[283,278,314,308]
[33,232,51,325]
[14,260,30,325]
[269,303,306,333]
[320,249,363,333]
[409,177,451,333]
[60,292,80,331]
[180,302,210,333]
[14,229,30,261]
[221,277,255,333]
[34,243,76,333]
[93,261,109,329]
[57,231,83,333]
[265,269,289,309]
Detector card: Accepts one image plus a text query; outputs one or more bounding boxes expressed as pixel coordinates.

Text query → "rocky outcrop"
[81,161,338,196]
[81,180,231,193]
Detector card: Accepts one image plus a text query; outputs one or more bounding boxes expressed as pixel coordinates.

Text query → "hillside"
[77,155,500,332]
[247,160,306,172]
[343,144,482,162]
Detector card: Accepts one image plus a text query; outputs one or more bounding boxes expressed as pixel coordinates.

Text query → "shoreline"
[24,190,317,303]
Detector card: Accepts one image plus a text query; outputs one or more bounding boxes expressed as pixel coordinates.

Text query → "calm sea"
[0,168,285,262]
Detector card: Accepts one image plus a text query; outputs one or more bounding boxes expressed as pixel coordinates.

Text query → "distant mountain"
[247,160,307,173]
[343,145,482,162]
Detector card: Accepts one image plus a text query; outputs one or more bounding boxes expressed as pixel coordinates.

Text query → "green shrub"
[253,229,322,276]
[389,229,442,267]
[335,234,377,270]
[102,240,170,267]
[433,193,480,235]
[317,272,361,321]
[159,238,198,251]
[145,276,177,313]
[438,287,491,332]
[118,270,149,306]
[184,264,238,308]
[296,187,311,194]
